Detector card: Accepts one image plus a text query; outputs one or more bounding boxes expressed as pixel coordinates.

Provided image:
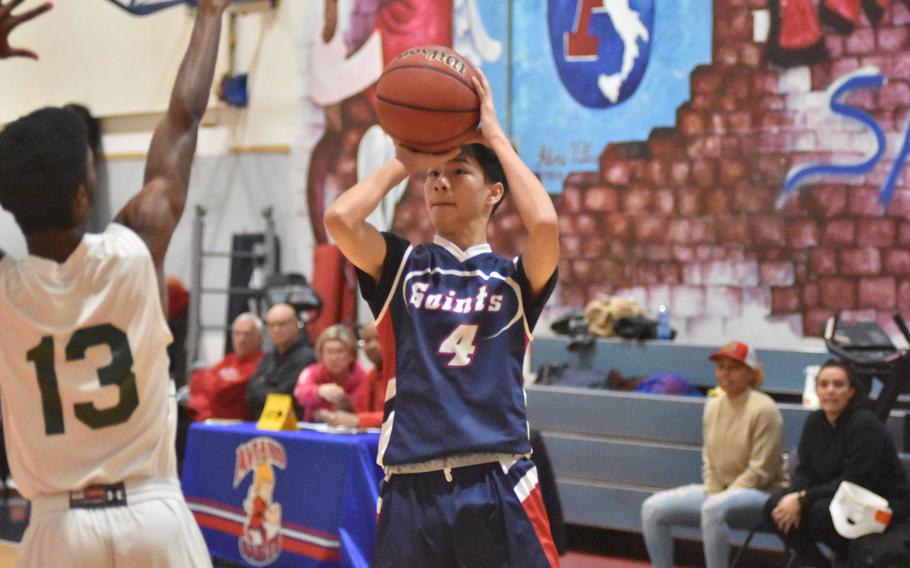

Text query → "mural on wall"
[515,0,712,193]
[296,0,910,347]
[538,0,910,346]
[295,0,505,245]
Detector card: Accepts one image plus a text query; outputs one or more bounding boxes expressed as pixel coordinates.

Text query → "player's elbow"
[528,212,559,244]
[323,205,351,240]
[166,97,194,126]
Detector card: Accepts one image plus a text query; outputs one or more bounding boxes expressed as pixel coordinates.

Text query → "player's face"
[424,154,491,230]
[232,319,261,360]
[714,357,753,399]
[816,366,855,421]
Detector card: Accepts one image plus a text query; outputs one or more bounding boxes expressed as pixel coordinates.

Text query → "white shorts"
[18,478,211,568]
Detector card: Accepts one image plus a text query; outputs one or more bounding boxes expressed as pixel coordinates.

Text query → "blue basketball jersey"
[357,232,556,468]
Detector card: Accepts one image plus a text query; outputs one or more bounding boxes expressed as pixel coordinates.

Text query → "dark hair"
[64,103,102,158]
[461,143,509,215]
[0,107,89,233]
[817,358,868,401]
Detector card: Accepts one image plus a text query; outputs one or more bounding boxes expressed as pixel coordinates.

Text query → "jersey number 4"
[26,324,139,435]
[439,324,479,367]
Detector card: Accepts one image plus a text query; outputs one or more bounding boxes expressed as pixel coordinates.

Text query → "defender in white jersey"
[0,1,229,565]
[326,70,561,567]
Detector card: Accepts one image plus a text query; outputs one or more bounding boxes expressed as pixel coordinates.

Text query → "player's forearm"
[168,4,225,127]
[325,159,408,236]
[488,134,559,241]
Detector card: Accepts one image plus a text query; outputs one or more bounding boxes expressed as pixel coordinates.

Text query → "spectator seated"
[245,303,316,420]
[187,312,264,421]
[294,324,367,423]
[525,336,910,558]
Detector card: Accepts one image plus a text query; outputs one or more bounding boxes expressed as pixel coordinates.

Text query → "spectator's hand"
[0,0,52,60]
[324,410,360,428]
[334,391,352,411]
[771,492,802,533]
[317,383,347,404]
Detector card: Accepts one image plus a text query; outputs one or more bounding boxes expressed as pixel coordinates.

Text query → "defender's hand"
[197,0,231,12]
[0,0,52,60]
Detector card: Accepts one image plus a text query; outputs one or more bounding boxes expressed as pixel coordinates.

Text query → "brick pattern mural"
[391,0,910,342]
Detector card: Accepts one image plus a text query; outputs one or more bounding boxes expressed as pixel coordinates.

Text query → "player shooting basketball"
[325,69,561,567]
[0,0,229,565]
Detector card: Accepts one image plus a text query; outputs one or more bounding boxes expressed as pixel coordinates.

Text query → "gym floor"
[0,492,786,567]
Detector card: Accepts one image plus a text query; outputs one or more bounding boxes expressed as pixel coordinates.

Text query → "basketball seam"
[375,96,478,114]
[380,63,476,93]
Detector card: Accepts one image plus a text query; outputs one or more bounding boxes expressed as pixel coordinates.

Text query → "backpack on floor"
[848,521,910,568]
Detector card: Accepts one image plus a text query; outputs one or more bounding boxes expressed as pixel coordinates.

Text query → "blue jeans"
[641,484,769,568]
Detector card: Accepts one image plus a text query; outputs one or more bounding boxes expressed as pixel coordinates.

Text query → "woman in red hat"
[641,340,787,568]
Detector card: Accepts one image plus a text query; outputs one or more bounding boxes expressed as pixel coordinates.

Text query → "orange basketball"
[375,45,480,153]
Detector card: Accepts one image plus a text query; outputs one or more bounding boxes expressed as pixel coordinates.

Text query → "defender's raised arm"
[115,0,229,278]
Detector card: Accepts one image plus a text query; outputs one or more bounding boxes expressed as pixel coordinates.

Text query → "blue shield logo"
[548,0,655,108]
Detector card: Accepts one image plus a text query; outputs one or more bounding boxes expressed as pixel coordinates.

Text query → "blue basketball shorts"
[371,457,559,567]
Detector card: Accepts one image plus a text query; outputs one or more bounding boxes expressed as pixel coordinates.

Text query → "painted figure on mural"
[242,463,282,547]
[301,0,501,244]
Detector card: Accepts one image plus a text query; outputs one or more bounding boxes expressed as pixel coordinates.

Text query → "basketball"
[375,45,480,153]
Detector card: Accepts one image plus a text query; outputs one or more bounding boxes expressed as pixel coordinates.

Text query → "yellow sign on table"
[256,394,298,431]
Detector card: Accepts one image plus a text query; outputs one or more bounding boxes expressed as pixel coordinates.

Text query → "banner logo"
[548,0,654,108]
[234,437,288,566]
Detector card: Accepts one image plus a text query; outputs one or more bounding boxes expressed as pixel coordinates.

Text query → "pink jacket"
[293,361,368,422]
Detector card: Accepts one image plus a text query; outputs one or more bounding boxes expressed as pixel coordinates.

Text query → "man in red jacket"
[188,313,265,421]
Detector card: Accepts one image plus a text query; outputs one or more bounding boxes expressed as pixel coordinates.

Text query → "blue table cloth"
[181,422,383,567]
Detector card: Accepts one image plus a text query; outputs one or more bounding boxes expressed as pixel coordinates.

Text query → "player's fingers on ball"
[476,69,492,91]
[441,147,460,160]
[471,76,484,97]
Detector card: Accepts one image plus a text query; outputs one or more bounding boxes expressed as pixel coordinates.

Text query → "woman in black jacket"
[765,360,910,567]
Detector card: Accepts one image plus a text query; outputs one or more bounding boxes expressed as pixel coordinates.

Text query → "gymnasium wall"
[4,0,910,356]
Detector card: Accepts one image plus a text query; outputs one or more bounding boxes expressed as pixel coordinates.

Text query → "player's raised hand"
[394,142,459,175]
[196,0,231,13]
[470,69,507,147]
[0,0,52,60]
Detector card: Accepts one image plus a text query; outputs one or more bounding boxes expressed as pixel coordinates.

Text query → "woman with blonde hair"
[641,340,786,568]
[293,324,368,422]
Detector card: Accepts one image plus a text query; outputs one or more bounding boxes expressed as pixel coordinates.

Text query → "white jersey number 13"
[26,324,139,435]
